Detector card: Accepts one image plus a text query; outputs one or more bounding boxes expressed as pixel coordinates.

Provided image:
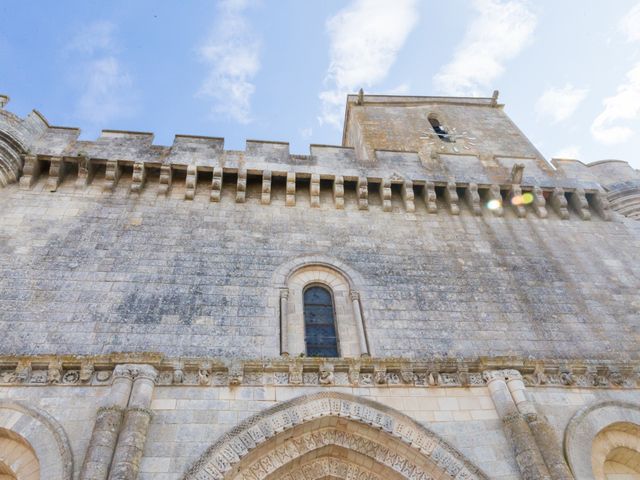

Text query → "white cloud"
[197,0,260,124]
[553,145,581,160]
[433,0,536,96]
[591,63,640,145]
[318,0,418,128]
[299,127,313,139]
[68,21,135,125]
[535,84,588,123]
[67,21,116,55]
[620,2,640,42]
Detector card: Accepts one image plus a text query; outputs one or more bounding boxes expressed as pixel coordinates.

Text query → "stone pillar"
[350,291,369,356]
[108,365,158,480]
[483,370,551,480]
[280,289,289,356]
[80,365,135,480]
[505,370,574,480]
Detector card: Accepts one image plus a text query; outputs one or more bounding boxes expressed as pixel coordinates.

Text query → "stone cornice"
[0,355,637,389]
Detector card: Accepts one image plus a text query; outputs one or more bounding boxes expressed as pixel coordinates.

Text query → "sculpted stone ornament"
[228,361,243,386]
[13,360,31,384]
[47,359,63,384]
[198,364,211,386]
[79,360,94,383]
[319,362,334,385]
[374,365,386,384]
[400,367,415,384]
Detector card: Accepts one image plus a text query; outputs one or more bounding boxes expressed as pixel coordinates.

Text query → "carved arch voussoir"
[182,391,488,480]
[0,400,74,479]
[564,400,640,479]
[272,254,365,288]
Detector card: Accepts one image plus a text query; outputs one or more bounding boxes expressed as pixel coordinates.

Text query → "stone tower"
[0,93,639,480]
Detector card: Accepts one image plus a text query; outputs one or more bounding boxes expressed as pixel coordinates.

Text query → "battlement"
[0,94,638,221]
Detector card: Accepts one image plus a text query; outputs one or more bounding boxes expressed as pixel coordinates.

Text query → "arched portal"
[183,392,488,480]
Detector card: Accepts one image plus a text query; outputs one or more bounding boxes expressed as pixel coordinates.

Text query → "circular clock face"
[420,126,477,153]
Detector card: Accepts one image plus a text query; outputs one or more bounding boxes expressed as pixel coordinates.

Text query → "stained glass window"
[304,286,339,357]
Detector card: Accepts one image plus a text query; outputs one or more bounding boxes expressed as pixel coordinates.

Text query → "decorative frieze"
[0,356,637,389]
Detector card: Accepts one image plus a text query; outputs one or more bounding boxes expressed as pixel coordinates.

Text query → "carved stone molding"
[182,392,488,480]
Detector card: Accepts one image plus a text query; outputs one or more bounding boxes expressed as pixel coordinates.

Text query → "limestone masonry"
[0,92,638,480]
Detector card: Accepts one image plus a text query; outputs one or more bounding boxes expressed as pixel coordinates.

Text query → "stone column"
[350,291,369,356]
[280,288,289,356]
[505,370,574,480]
[80,365,135,480]
[108,365,158,480]
[483,370,551,480]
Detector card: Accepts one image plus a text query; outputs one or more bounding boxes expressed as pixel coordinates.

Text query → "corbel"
[158,165,172,195]
[19,154,40,189]
[310,173,320,208]
[487,184,504,217]
[465,183,482,216]
[357,176,368,210]
[590,190,612,221]
[508,184,527,218]
[569,187,591,220]
[75,154,95,189]
[236,169,247,203]
[130,162,146,194]
[211,167,223,202]
[333,176,344,209]
[380,178,392,212]
[104,160,121,192]
[286,172,296,206]
[185,165,197,200]
[444,181,459,215]
[46,156,66,192]
[550,187,569,219]
[423,181,438,213]
[261,170,272,205]
[531,186,547,218]
[401,180,415,212]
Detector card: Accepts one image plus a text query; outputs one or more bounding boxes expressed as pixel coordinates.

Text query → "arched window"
[303,286,339,357]
[429,115,451,142]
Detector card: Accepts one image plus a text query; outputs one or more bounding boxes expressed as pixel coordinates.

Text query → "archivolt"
[183,392,488,480]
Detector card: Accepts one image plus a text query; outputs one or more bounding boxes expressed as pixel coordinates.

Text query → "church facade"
[0,92,639,480]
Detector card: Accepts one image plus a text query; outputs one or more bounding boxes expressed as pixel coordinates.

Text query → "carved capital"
[280,288,289,299]
[482,369,506,383]
[349,290,360,302]
[503,369,523,382]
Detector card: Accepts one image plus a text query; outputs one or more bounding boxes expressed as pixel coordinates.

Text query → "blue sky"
[1,1,639,168]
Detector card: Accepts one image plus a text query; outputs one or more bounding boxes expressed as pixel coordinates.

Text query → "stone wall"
[0,174,638,359]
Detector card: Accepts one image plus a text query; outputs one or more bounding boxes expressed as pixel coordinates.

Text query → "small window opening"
[304,286,339,357]
[429,116,452,142]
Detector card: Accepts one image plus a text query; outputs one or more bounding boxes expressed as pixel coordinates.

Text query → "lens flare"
[487,199,502,210]
[522,192,534,204]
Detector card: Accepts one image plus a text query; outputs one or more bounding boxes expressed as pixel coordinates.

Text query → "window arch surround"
[272,255,369,358]
[564,401,640,479]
